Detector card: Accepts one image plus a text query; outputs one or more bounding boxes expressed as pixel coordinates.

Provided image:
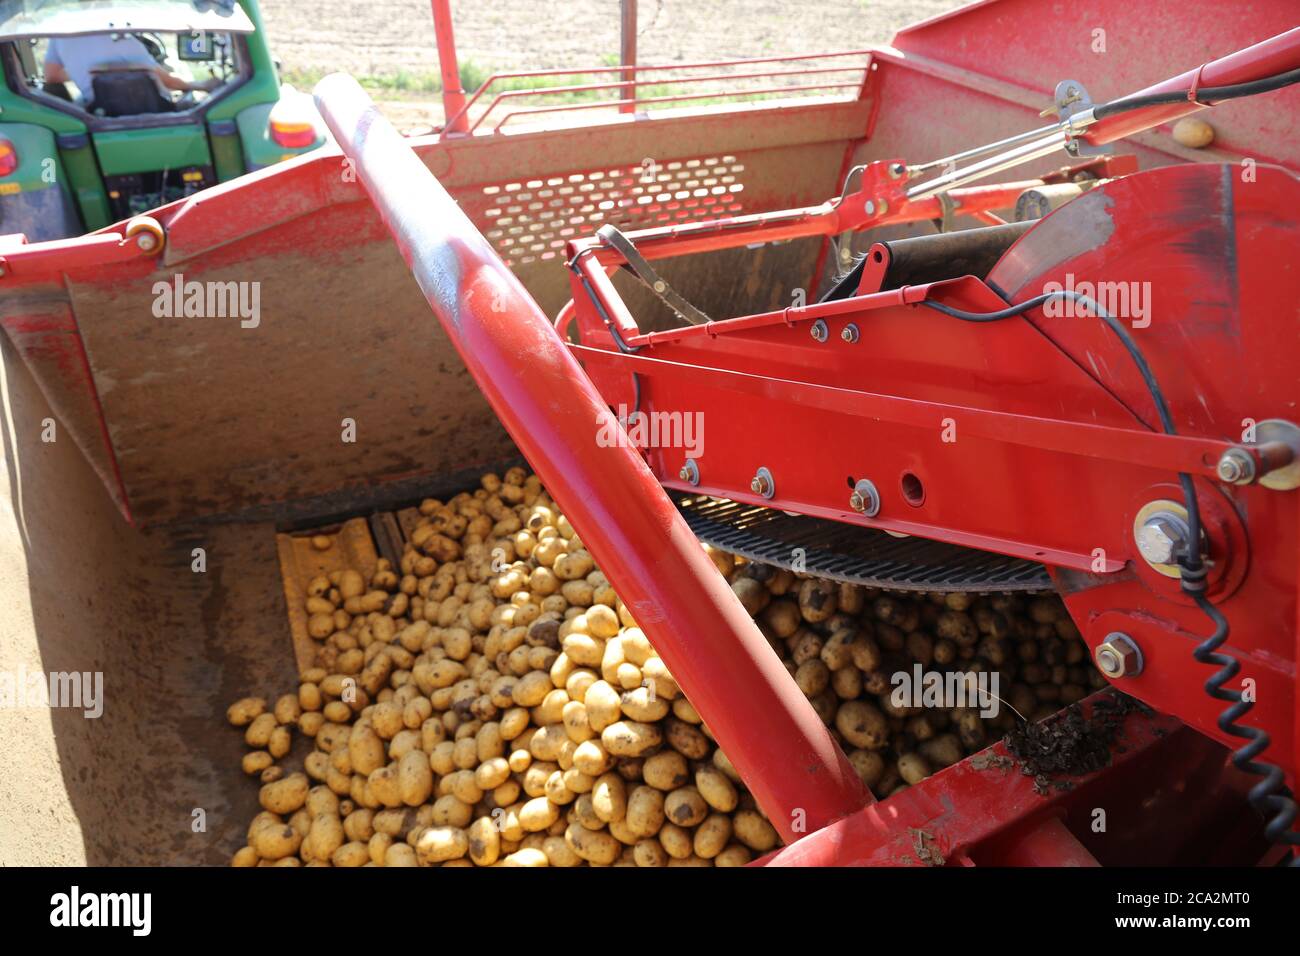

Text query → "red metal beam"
[431,0,468,135]
[619,0,637,114]
[313,73,871,842]
[755,700,1231,866]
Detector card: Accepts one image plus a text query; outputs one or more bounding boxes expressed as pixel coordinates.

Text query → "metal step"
[676,495,1053,593]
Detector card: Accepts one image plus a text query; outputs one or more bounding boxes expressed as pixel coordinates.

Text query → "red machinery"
[0,0,1296,868]
[312,20,1300,866]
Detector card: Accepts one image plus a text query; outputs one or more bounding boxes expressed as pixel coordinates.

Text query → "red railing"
[442,51,873,135]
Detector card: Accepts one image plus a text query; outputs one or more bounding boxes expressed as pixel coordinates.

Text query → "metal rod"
[430,0,467,135]
[313,73,872,842]
[442,49,871,132]
[620,0,637,114]
[906,122,1060,174]
[906,131,1064,200]
[470,67,867,133]
[493,81,863,132]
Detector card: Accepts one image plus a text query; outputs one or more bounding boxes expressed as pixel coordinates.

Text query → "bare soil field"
[261,1,962,76]
[261,0,964,126]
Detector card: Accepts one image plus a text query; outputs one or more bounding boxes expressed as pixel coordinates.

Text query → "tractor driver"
[43,33,219,108]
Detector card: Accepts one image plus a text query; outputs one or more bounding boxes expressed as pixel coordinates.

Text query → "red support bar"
[313,73,871,842]
[619,0,637,114]
[569,342,1232,486]
[431,0,468,135]
[441,49,872,133]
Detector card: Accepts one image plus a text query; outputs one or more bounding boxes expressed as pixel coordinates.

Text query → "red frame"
[309,21,1300,864]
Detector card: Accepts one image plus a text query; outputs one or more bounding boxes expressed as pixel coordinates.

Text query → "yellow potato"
[693,813,733,859]
[695,765,739,812]
[601,720,662,757]
[398,750,434,805]
[733,809,780,852]
[416,826,469,864]
[564,823,620,865]
[467,816,501,866]
[518,796,560,832]
[625,785,666,838]
[259,773,309,814]
[591,772,627,823]
[664,786,708,828]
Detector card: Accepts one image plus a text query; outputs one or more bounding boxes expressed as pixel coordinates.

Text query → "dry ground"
[260,0,966,128]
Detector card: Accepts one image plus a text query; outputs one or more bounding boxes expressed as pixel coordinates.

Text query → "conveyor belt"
[676,495,1053,592]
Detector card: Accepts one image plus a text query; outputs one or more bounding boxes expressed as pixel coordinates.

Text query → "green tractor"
[0,0,325,241]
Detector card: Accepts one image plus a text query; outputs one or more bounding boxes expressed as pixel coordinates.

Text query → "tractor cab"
[0,0,324,239]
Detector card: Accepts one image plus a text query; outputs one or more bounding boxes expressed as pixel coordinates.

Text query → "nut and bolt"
[1216,448,1255,485]
[810,319,829,343]
[678,458,700,486]
[1135,511,1192,566]
[849,478,881,517]
[1094,632,1143,679]
[749,467,775,499]
[136,233,158,252]
[841,323,860,344]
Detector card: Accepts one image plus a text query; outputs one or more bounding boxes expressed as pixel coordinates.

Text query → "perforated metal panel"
[481,156,748,265]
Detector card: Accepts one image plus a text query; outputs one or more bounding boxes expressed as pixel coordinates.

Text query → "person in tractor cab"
[43,31,219,111]
[0,0,326,241]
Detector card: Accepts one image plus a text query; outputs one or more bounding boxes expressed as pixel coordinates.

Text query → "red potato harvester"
[313,24,1300,866]
[0,0,1297,869]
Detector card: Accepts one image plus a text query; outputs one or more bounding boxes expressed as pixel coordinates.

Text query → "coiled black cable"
[923,290,1299,863]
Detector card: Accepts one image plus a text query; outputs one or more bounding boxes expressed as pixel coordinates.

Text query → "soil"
[259,0,966,128]
[1003,690,1150,796]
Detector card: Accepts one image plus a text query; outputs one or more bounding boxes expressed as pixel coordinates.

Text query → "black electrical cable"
[1092,66,1300,121]
[923,290,1299,864]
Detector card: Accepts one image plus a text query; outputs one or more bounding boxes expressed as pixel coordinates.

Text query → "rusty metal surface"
[73,204,519,526]
[0,335,296,865]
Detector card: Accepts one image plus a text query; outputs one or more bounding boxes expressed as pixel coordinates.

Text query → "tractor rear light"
[269,118,317,149]
[0,139,17,177]
[268,93,323,150]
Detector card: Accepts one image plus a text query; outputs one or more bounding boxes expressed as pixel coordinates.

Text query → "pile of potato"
[227,467,1101,866]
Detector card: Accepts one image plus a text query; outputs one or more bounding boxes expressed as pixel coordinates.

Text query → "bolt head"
[1094,633,1142,678]
[849,491,864,512]
[136,233,158,252]
[678,466,691,481]
[1136,519,1177,565]
[750,477,764,494]
[810,321,828,342]
[1216,449,1254,484]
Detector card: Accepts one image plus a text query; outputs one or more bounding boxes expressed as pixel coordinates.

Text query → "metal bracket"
[1055,80,1111,159]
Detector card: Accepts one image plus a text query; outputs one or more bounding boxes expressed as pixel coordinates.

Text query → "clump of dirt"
[969,751,1015,774]
[909,828,945,867]
[1003,690,1149,796]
